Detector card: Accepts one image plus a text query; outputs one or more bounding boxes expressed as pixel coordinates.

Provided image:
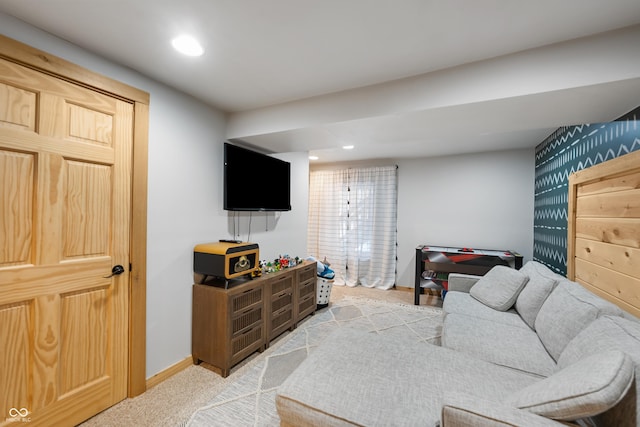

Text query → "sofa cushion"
[515,262,560,329]
[519,260,565,281]
[276,328,538,427]
[469,266,529,311]
[558,315,640,368]
[557,315,640,427]
[442,313,556,377]
[441,392,565,426]
[442,291,530,329]
[506,350,634,421]
[534,280,624,361]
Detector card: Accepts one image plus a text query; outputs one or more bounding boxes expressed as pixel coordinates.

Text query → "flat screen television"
[223,142,291,211]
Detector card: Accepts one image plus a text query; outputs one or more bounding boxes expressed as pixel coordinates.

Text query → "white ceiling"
[2,0,640,163]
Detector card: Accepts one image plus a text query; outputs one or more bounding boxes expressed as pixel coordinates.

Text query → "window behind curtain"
[307,166,397,289]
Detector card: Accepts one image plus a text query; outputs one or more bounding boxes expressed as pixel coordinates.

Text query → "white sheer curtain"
[307,166,397,289]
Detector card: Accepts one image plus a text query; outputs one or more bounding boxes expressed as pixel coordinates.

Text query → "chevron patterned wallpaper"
[533,107,640,275]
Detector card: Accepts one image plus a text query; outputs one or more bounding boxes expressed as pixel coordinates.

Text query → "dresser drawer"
[272,291,293,311]
[297,263,316,283]
[269,306,294,340]
[231,324,264,365]
[298,279,315,299]
[297,292,316,321]
[231,306,263,336]
[270,274,294,296]
[231,286,263,315]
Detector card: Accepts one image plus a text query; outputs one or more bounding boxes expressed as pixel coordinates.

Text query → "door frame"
[0,34,149,397]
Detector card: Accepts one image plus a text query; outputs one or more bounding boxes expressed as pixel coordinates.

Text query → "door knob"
[104,265,125,278]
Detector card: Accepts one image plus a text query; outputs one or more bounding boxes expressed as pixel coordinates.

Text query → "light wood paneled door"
[0,56,132,426]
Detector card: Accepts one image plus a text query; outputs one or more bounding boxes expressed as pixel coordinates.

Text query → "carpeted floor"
[79,286,442,427]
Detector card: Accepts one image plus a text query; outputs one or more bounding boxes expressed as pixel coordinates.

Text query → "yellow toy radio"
[193,240,259,286]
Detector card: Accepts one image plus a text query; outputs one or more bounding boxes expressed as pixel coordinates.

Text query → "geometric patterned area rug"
[186,296,443,426]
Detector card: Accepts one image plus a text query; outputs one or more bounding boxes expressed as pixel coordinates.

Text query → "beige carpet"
[79,286,442,427]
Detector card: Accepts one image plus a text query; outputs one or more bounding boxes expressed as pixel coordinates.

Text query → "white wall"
[145,86,228,377]
[0,14,309,379]
[396,149,535,288]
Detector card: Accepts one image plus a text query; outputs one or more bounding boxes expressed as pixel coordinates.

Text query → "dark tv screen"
[224,142,291,211]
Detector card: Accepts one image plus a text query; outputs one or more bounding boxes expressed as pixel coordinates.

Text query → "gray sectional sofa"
[275,261,640,426]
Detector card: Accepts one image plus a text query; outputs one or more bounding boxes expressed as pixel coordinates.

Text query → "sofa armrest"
[447,274,482,293]
[440,392,574,427]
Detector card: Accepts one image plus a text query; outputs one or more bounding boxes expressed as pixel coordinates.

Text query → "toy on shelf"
[260,254,304,274]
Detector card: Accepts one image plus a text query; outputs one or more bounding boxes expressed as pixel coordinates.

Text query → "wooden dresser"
[192,261,317,376]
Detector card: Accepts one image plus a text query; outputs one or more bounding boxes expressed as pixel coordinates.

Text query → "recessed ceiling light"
[309,155,319,160]
[171,35,204,57]
[342,145,354,150]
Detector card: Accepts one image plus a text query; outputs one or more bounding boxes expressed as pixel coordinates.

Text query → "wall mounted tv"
[223,142,291,211]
